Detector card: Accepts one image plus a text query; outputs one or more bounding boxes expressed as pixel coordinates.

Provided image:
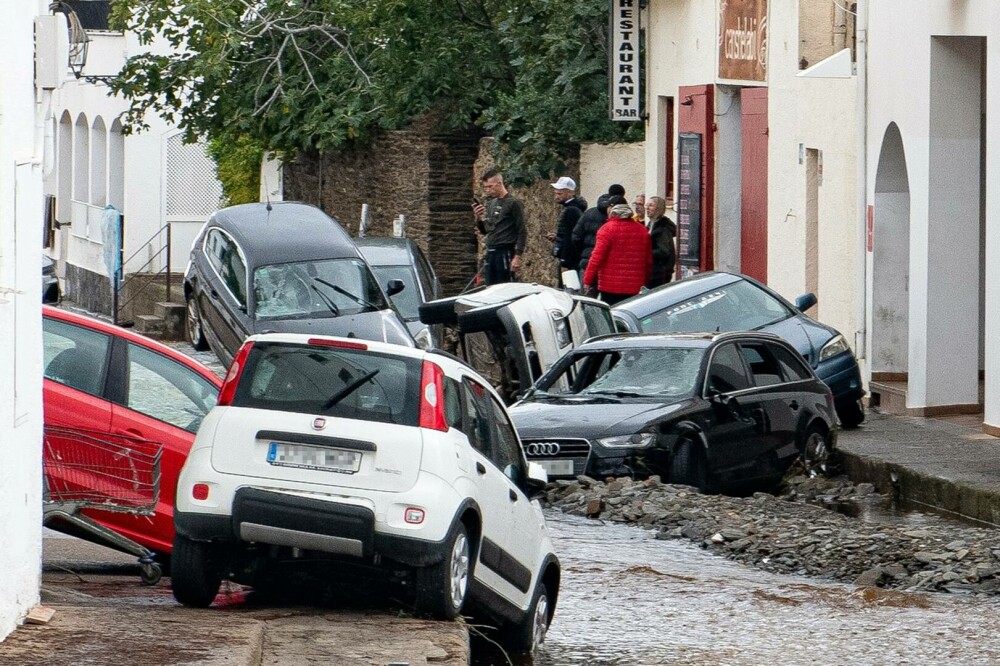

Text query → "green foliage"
[207,134,265,206]
[110,0,641,184]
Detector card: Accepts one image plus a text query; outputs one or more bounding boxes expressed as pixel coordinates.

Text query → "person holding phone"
[472,169,526,285]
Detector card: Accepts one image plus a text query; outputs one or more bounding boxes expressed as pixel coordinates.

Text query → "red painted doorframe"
[677,85,714,274]
[740,87,768,283]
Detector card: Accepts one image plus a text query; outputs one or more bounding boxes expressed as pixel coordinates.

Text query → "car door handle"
[476,462,487,475]
[788,400,799,411]
[210,289,219,300]
[509,489,518,502]
[116,429,143,439]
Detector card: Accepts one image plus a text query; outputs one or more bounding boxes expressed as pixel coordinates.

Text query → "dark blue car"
[611,272,865,428]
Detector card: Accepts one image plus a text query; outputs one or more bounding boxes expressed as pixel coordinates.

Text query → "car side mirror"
[525,461,549,500]
[795,293,817,312]
[386,279,406,297]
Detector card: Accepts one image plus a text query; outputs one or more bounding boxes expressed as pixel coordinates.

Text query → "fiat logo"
[312,417,327,431]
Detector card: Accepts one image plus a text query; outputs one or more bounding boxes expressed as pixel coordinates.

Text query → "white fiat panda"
[172,333,559,654]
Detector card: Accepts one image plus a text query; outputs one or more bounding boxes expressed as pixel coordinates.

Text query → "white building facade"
[640,0,861,354]
[0,0,47,641]
[866,3,998,432]
[44,3,222,316]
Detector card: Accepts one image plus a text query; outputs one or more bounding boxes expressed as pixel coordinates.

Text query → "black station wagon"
[509,332,839,493]
[184,202,413,366]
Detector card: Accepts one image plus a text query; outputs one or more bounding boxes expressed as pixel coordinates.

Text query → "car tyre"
[837,399,865,429]
[669,439,708,492]
[456,304,506,334]
[415,522,471,620]
[418,299,459,326]
[502,579,552,656]
[801,425,832,478]
[171,534,222,608]
[186,297,210,351]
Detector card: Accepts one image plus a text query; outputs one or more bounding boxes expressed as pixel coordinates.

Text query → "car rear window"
[639,280,792,333]
[231,342,421,425]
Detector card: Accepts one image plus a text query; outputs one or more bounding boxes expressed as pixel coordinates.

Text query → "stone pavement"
[0,533,469,666]
[838,408,1000,526]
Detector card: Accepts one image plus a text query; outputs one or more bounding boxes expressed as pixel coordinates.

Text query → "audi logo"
[525,442,561,457]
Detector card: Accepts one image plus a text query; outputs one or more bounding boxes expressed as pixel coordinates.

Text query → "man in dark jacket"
[546,176,587,274]
[572,193,623,276]
[645,196,677,288]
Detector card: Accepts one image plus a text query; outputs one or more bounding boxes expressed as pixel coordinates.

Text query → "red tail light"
[419,360,448,432]
[307,337,368,350]
[217,341,254,406]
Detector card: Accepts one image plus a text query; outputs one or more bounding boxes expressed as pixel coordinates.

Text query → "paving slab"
[838,410,1000,526]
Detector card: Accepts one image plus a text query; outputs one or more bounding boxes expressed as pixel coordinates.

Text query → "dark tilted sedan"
[508,332,838,493]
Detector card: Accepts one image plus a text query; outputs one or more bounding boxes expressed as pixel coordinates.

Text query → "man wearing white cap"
[546,176,587,284]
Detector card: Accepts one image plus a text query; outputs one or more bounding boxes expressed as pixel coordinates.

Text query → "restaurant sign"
[718,0,768,82]
[610,0,641,121]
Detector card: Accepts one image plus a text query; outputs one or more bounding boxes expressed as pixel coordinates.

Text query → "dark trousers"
[485,244,515,285]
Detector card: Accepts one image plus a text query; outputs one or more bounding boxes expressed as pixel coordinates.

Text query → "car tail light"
[404,507,425,524]
[217,341,254,406]
[307,338,368,350]
[418,360,448,432]
[192,484,210,501]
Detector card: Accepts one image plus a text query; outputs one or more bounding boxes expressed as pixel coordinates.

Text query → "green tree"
[110,0,640,183]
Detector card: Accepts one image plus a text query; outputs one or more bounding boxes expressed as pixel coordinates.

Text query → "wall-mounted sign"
[677,132,702,273]
[718,0,768,82]
[610,0,641,121]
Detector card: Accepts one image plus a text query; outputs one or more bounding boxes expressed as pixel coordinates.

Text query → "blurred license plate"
[536,459,574,477]
[267,442,361,474]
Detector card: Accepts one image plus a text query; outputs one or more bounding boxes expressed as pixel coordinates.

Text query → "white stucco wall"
[867,3,999,420]
[45,29,221,287]
[0,0,46,641]
[644,0,719,201]
[766,0,858,342]
[579,142,646,209]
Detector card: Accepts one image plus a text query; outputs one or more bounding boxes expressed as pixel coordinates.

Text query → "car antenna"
[263,172,273,212]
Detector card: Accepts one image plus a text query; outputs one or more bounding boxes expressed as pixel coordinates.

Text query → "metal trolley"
[42,425,164,585]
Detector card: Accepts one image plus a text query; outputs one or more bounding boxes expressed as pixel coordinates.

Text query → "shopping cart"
[42,425,164,585]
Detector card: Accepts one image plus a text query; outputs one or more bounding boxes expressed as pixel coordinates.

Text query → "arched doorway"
[871,122,909,381]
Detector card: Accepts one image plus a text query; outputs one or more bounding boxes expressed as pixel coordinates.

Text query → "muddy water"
[527,511,1000,666]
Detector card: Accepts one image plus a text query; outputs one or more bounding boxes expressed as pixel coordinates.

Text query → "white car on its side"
[172,333,559,655]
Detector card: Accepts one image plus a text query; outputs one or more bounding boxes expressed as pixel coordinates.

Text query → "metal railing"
[113,223,172,326]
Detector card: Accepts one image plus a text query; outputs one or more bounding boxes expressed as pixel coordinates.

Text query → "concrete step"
[154,301,186,340]
[869,380,908,415]
[134,314,166,339]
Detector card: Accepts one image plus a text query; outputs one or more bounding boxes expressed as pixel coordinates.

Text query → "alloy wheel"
[531,591,550,652]
[448,532,470,610]
[802,430,830,477]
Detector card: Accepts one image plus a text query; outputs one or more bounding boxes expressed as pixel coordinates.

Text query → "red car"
[42,305,222,558]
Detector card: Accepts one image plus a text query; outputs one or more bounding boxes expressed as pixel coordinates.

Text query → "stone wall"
[284,117,482,296]
[283,126,581,295]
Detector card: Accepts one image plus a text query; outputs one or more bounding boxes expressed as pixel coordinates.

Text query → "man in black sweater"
[473,169,527,285]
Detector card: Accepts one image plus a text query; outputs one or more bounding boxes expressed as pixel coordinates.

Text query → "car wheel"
[502,579,552,656]
[415,522,471,620]
[837,399,865,429]
[456,303,505,334]
[186,297,210,351]
[801,426,832,478]
[171,534,222,608]
[669,439,708,492]
[418,299,459,326]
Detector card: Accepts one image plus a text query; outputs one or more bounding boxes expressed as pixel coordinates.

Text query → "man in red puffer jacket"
[582,203,652,305]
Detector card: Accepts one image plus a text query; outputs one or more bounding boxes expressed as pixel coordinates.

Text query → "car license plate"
[267,442,361,474]
[536,459,575,477]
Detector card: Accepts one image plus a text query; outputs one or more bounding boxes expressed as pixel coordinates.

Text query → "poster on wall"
[609,0,641,121]
[677,132,702,276]
[718,0,768,82]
